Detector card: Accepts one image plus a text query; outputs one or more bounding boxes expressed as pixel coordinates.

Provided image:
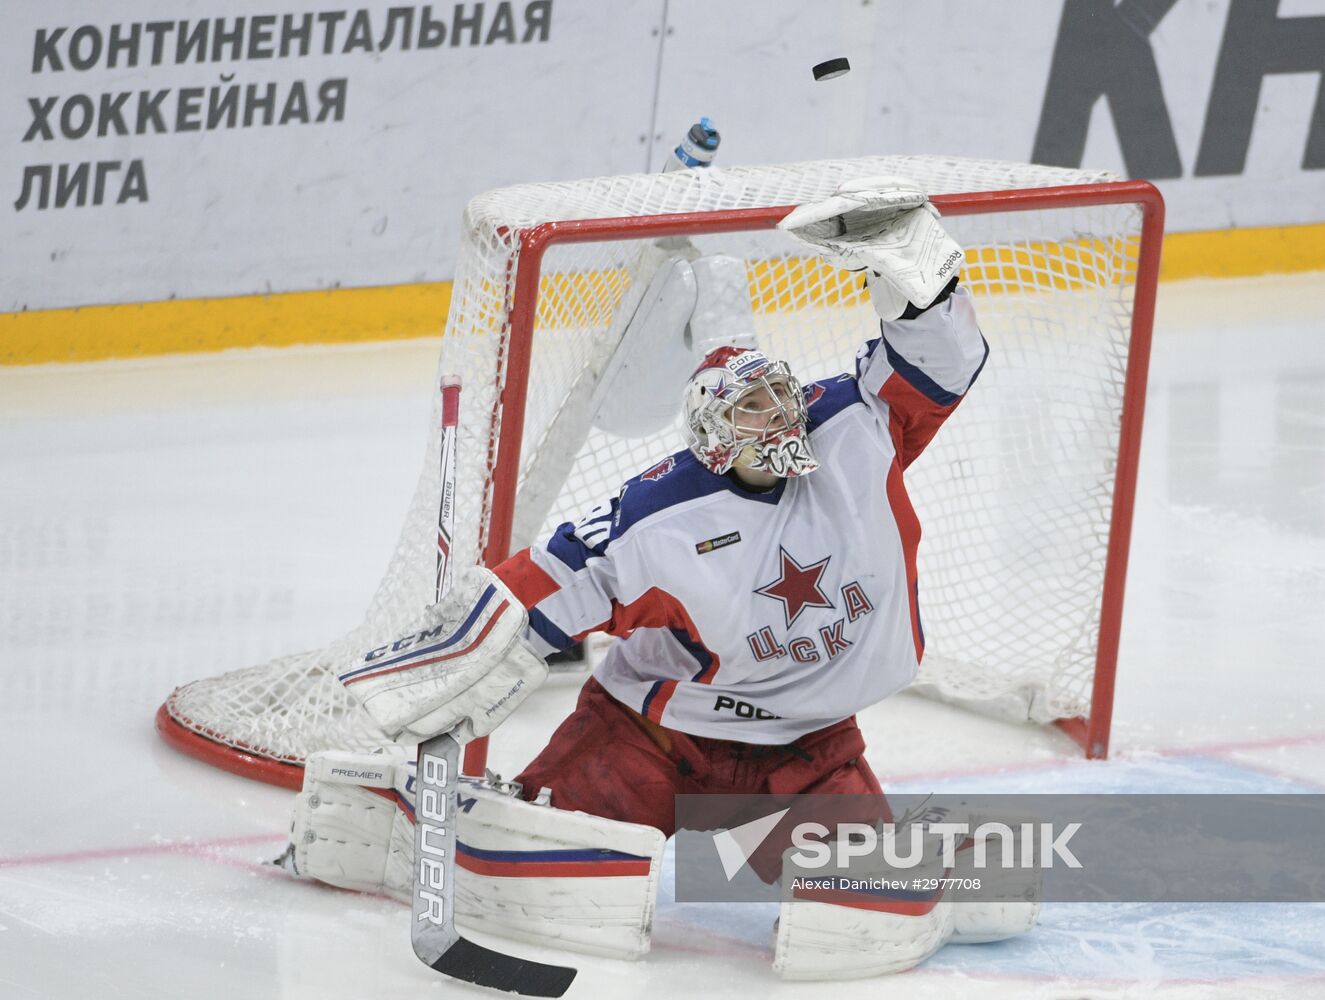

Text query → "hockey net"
[157,155,1163,787]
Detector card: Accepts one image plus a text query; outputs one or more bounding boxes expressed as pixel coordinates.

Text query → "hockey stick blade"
[430,937,577,997]
[412,732,577,998]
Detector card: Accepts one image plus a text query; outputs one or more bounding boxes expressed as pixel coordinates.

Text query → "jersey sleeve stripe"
[597,588,720,681]
[603,587,697,633]
[880,336,964,407]
[545,522,600,572]
[528,606,574,653]
[493,549,561,608]
[912,579,925,652]
[669,627,718,683]
[641,679,678,724]
[884,456,925,661]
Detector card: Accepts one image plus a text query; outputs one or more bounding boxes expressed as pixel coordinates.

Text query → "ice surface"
[2,273,1324,998]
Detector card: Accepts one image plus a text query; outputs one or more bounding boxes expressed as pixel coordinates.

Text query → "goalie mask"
[683,346,820,478]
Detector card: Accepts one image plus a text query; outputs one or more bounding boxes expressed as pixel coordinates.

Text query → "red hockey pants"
[515,677,889,877]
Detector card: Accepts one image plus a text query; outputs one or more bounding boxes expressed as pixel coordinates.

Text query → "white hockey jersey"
[495,288,988,744]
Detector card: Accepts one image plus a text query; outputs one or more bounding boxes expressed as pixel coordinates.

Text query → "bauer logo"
[415,750,453,928]
[696,530,741,555]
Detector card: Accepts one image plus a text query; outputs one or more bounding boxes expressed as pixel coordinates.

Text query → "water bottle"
[664,117,721,172]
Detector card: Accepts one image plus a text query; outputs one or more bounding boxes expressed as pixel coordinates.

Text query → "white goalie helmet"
[682,346,820,478]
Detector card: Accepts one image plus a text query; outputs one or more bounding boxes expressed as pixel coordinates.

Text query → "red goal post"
[157,160,1165,789]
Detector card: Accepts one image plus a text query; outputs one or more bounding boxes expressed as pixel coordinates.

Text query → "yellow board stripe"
[3,222,1324,366]
[1,283,453,366]
[1160,221,1325,280]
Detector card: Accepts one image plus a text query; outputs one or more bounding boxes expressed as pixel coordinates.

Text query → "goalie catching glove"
[336,566,547,742]
[777,175,964,321]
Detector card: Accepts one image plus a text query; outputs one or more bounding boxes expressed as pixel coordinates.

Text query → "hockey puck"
[812,57,851,81]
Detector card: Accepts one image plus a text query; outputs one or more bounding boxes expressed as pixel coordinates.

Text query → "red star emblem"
[755,547,834,628]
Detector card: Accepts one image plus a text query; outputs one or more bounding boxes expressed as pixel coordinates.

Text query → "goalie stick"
[413,375,577,998]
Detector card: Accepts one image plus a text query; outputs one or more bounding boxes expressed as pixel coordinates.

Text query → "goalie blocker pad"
[337,566,547,742]
[284,748,665,961]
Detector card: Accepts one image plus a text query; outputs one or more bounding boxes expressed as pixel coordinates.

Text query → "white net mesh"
[162,154,1148,770]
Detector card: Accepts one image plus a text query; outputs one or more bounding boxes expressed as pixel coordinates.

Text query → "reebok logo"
[711,807,790,880]
[937,250,961,279]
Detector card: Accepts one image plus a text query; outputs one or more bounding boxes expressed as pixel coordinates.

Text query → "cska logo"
[754,547,834,628]
[641,457,676,482]
[804,383,825,407]
[748,547,875,665]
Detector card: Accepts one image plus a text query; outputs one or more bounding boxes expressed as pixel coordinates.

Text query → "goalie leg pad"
[337,565,548,742]
[284,748,664,961]
[285,746,415,900]
[773,890,954,980]
[949,817,1042,943]
[453,782,666,961]
[771,807,1041,979]
[950,896,1040,944]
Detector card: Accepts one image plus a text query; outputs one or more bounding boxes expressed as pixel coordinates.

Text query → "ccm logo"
[364,622,447,662]
[713,695,782,720]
